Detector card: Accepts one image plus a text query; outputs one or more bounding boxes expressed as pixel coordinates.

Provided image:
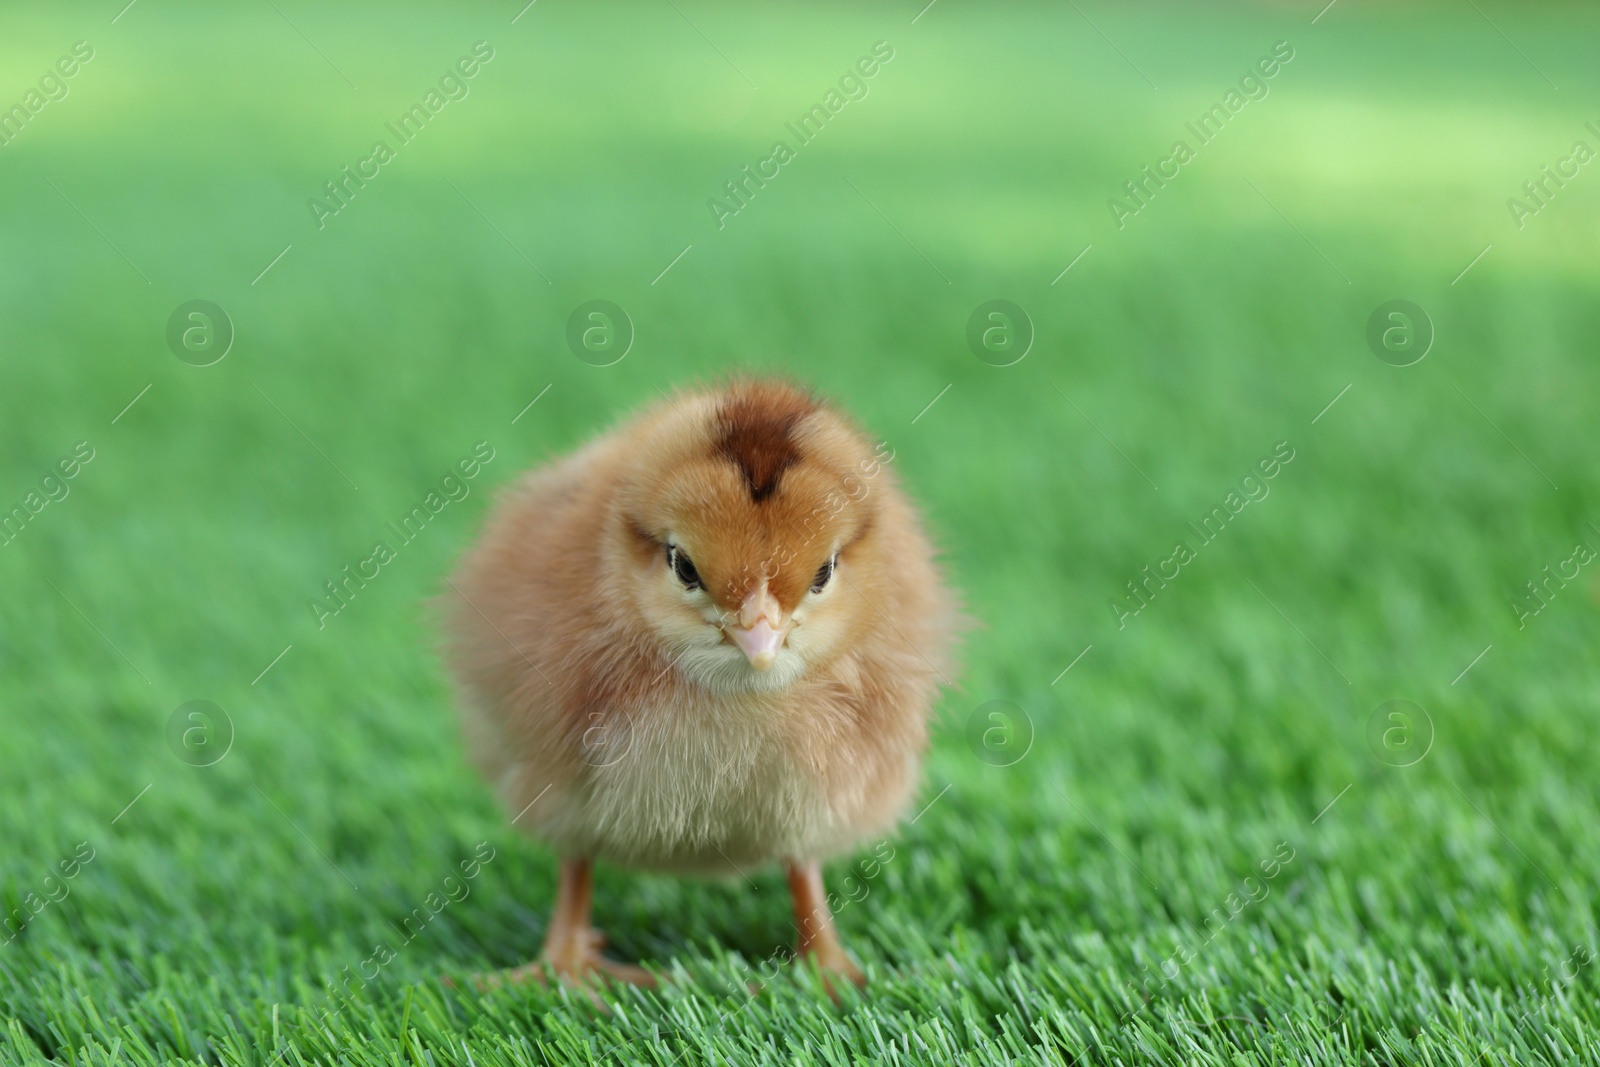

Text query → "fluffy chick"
[442,379,956,991]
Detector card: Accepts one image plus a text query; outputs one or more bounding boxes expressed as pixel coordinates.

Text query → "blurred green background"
[2,1,1598,1064]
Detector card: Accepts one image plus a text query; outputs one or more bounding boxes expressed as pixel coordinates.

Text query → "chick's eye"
[811,554,837,594]
[668,545,701,590]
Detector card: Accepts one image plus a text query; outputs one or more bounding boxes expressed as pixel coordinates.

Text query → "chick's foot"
[537,857,656,990]
[787,860,867,996]
[463,857,656,1004]
[539,923,657,988]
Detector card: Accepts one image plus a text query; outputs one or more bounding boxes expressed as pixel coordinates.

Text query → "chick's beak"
[726,583,790,671]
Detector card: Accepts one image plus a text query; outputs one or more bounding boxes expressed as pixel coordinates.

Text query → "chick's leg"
[478,857,654,992]
[538,856,656,987]
[786,860,866,988]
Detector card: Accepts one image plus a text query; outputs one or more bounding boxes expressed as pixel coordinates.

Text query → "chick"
[441,379,956,991]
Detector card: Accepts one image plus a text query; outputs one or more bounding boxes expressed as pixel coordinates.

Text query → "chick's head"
[608,382,889,692]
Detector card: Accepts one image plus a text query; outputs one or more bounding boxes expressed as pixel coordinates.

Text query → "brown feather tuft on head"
[712,382,817,503]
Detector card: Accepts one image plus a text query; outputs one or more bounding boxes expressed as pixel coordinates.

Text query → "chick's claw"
[542,926,658,989]
[798,941,866,990]
[459,937,656,1013]
[800,949,867,1005]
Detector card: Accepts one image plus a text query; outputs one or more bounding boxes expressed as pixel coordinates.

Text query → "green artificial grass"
[3,1,1599,1063]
